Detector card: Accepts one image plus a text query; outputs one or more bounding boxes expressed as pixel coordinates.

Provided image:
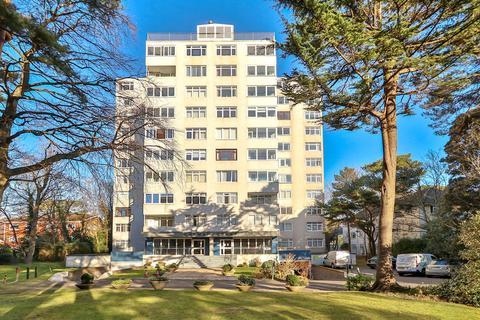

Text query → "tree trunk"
[372,69,399,291]
[24,220,38,265]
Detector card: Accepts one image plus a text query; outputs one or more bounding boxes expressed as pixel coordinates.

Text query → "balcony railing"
[147,32,275,41]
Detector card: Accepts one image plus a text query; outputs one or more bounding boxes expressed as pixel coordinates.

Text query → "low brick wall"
[66,254,111,268]
[311,266,346,281]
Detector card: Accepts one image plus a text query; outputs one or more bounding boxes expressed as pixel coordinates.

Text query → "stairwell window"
[279,158,291,167]
[307,190,323,200]
[278,174,292,184]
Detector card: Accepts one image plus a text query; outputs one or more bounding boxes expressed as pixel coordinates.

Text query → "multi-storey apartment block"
[113,23,325,265]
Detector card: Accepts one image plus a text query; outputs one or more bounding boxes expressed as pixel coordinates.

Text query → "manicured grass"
[234,266,259,277]
[110,268,154,280]
[0,262,67,283]
[0,287,479,319]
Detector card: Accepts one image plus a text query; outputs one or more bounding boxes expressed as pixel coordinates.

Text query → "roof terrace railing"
[147,32,275,41]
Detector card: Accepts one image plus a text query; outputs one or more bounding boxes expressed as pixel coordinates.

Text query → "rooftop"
[147,32,275,42]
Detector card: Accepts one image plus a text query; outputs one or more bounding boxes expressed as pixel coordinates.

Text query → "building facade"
[112,23,325,263]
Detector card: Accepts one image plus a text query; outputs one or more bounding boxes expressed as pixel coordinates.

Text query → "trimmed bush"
[346,274,374,291]
[392,238,427,256]
[285,274,308,287]
[222,263,234,273]
[149,276,168,281]
[0,245,14,264]
[238,274,255,286]
[80,273,94,284]
[193,280,213,286]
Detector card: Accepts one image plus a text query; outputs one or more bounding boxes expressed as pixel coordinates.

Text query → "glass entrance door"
[220,239,232,255]
[192,239,205,255]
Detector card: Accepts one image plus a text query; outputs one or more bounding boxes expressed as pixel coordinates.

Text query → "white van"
[325,251,350,268]
[396,253,437,276]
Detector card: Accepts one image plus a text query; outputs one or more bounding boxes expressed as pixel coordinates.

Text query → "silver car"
[425,259,457,278]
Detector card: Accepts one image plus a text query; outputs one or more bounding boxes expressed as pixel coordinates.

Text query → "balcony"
[147,66,176,77]
[147,32,275,41]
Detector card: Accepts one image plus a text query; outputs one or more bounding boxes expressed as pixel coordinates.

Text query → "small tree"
[276,0,479,290]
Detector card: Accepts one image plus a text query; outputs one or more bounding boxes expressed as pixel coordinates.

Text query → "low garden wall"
[66,254,111,268]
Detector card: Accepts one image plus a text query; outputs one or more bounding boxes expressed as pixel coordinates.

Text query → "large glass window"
[146,107,175,118]
[186,170,207,183]
[215,128,237,140]
[186,128,207,140]
[146,87,175,97]
[305,127,321,135]
[153,238,190,255]
[185,149,207,161]
[217,86,237,97]
[186,45,206,56]
[247,65,275,76]
[186,106,206,118]
[248,171,277,182]
[147,46,175,56]
[247,106,276,118]
[216,149,237,161]
[216,192,238,204]
[217,45,236,56]
[186,65,207,77]
[306,157,322,167]
[247,45,275,56]
[145,170,174,182]
[186,192,207,205]
[216,65,237,76]
[247,148,276,160]
[306,222,323,232]
[306,174,322,183]
[145,193,174,204]
[186,86,207,98]
[216,106,236,118]
[248,127,276,139]
[217,170,238,182]
[247,86,275,97]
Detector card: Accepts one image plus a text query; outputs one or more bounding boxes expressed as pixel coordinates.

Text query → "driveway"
[354,266,447,287]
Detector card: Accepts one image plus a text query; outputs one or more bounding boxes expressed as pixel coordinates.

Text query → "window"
[305,127,321,135]
[277,111,291,120]
[247,86,275,97]
[185,215,207,227]
[306,174,322,183]
[217,170,238,182]
[279,222,293,232]
[307,190,323,200]
[217,45,236,56]
[216,215,238,226]
[216,192,238,204]
[116,174,129,184]
[216,149,237,161]
[147,46,175,56]
[268,215,278,226]
[248,127,276,139]
[217,86,237,97]
[115,224,130,232]
[198,25,233,39]
[280,207,293,215]
[277,127,290,136]
[248,171,277,182]
[248,194,276,205]
[117,158,131,168]
[307,238,324,248]
[186,86,207,98]
[119,81,134,91]
[185,149,207,161]
[146,86,175,97]
[306,158,322,167]
[146,217,174,228]
[145,128,175,140]
[279,158,291,167]
[146,107,175,118]
[305,111,321,120]
[186,192,207,205]
[186,106,206,118]
[115,207,131,217]
[186,128,207,140]
[306,222,323,232]
[216,65,237,76]
[247,65,275,76]
[145,170,174,182]
[186,65,207,77]
[216,106,237,118]
[216,128,237,140]
[306,207,323,215]
[145,149,174,160]
[247,45,275,56]
[278,174,292,184]
[186,170,207,183]
[277,96,289,104]
[278,143,290,151]
[113,240,130,249]
[305,142,322,151]
[247,106,276,118]
[249,214,264,225]
[248,148,276,160]
[279,190,292,199]
[186,45,206,56]
[279,238,293,248]
[145,193,174,204]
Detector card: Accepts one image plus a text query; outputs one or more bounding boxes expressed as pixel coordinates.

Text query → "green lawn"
[0,287,478,320]
[234,266,259,277]
[0,262,68,283]
[109,268,154,279]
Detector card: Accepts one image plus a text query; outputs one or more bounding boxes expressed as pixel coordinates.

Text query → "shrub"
[155,262,166,269]
[80,273,94,284]
[0,245,14,264]
[237,262,247,267]
[112,279,132,286]
[392,237,427,256]
[276,254,296,280]
[250,257,262,268]
[260,260,276,278]
[149,276,168,281]
[285,274,308,287]
[166,263,177,270]
[222,263,235,273]
[66,240,94,255]
[346,274,374,291]
[144,261,152,268]
[238,274,255,286]
[193,280,213,286]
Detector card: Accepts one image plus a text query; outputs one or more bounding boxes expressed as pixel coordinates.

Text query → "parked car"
[396,253,437,276]
[426,259,459,278]
[325,250,350,268]
[366,256,397,269]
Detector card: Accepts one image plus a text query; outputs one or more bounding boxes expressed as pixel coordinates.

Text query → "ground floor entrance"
[147,237,276,256]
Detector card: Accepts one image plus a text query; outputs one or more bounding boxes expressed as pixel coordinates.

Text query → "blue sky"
[122,0,448,187]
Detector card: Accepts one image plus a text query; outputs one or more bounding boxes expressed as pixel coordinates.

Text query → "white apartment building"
[112,23,325,264]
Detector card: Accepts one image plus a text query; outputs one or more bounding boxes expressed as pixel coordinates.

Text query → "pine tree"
[276,0,480,290]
